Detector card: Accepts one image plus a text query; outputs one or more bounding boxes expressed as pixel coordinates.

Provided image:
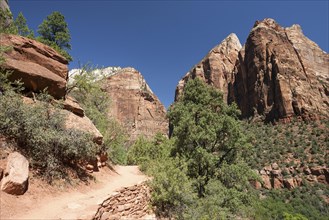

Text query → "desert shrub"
[0,87,99,182]
[127,133,172,171]
[149,157,195,219]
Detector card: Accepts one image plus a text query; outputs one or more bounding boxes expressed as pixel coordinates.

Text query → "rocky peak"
[236,18,329,121]
[175,33,242,102]
[68,66,121,84]
[252,18,284,32]
[103,67,168,142]
[176,18,329,122]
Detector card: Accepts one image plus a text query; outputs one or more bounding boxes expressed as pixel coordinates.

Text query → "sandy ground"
[0,165,148,220]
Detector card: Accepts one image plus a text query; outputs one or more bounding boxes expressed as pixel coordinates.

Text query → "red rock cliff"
[0,34,68,99]
[104,68,168,141]
[175,18,329,121]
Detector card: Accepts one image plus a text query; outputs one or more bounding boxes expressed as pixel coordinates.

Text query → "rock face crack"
[284,30,310,85]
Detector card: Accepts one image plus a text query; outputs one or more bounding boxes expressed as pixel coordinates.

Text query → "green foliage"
[184,178,256,220]
[127,133,172,171]
[127,136,153,167]
[37,11,72,61]
[14,12,34,38]
[149,157,196,219]
[254,185,329,220]
[0,7,17,34]
[69,65,128,165]
[0,83,99,182]
[283,212,308,220]
[168,78,253,197]
[243,119,328,170]
[129,78,257,219]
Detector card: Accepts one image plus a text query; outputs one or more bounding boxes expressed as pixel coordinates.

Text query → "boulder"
[64,109,103,145]
[261,175,272,189]
[272,177,283,189]
[283,178,295,190]
[250,180,262,189]
[1,152,29,195]
[0,34,68,99]
[317,175,328,184]
[103,67,168,142]
[62,96,85,117]
[271,162,279,170]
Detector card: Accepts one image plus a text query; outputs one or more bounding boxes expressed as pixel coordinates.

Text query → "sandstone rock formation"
[0,34,68,99]
[1,152,29,195]
[254,164,329,190]
[175,33,242,102]
[64,109,103,145]
[233,18,329,121]
[175,18,329,122]
[93,182,154,220]
[62,96,85,117]
[103,67,168,141]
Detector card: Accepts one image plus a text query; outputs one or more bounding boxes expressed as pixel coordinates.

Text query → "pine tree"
[37,11,72,61]
[14,12,34,38]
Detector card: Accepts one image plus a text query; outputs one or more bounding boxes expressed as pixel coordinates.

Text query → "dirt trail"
[1,166,147,220]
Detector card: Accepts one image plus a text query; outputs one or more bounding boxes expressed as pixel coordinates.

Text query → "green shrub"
[0,88,99,182]
[150,157,196,219]
[127,133,173,172]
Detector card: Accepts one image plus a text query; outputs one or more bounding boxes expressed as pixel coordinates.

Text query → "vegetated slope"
[242,119,329,219]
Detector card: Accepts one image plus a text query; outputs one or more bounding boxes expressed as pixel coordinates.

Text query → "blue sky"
[9,0,329,108]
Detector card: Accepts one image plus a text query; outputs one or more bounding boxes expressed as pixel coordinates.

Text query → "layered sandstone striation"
[176,18,329,121]
[104,67,168,141]
[0,34,68,99]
